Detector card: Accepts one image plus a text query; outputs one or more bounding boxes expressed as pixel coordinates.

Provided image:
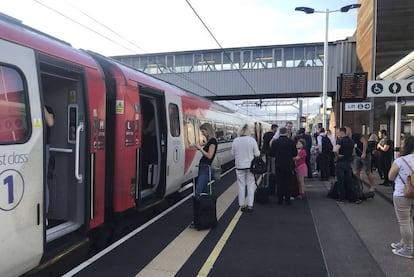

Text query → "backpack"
[351,174,364,200]
[250,156,267,174]
[321,135,333,154]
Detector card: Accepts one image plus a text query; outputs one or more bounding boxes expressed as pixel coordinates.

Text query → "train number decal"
[0,169,24,211]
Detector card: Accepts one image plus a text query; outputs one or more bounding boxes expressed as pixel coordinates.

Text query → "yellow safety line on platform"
[197,209,242,277]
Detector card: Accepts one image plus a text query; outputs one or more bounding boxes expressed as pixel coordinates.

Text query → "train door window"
[233,125,240,138]
[215,122,225,142]
[169,103,180,137]
[225,124,233,141]
[186,116,196,146]
[0,65,30,143]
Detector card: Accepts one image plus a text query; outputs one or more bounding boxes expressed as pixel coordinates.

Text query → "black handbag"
[250,156,267,174]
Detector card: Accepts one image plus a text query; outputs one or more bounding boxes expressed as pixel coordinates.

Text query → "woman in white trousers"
[231,124,260,212]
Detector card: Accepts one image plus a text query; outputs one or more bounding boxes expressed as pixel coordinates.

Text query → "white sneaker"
[391,242,402,250]
[392,248,413,259]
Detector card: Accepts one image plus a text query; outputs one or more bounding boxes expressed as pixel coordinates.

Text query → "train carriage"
[0,13,270,277]
[0,15,108,276]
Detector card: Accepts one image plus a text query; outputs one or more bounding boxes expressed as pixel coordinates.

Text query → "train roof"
[88,51,239,113]
[0,13,269,127]
[0,13,100,70]
[101,54,270,125]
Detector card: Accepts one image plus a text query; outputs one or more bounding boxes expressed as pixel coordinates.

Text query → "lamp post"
[295,4,361,130]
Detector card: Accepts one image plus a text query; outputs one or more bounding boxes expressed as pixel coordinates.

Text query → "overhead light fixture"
[295,3,361,129]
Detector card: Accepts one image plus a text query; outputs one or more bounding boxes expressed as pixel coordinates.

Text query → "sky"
[1,0,360,119]
[2,0,359,56]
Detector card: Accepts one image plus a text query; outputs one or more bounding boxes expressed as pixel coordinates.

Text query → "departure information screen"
[338,72,368,102]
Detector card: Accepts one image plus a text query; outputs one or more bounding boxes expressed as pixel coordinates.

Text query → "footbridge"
[114,39,358,101]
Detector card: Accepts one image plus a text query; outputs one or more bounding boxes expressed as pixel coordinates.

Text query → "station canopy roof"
[379,51,414,80]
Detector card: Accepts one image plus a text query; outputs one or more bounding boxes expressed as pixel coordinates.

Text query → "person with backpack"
[317,128,333,181]
[232,124,260,212]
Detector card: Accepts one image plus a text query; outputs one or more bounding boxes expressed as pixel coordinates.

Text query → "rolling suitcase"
[266,157,276,195]
[265,173,276,196]
[192,166,217,230]
[290,173,299,198]
[255,174,270,204]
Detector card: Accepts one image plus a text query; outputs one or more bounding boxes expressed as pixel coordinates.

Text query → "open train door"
[0,40,44,276]
[164,92,185,195]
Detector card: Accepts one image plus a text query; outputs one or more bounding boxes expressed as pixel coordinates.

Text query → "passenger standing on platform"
[350,128,376,192]
[269,127,297,205]
[194,123,217,196]
[262,124,278,170]
[388,136,414,259]
[232,124,260,212]
[299,128,313,178]
[368,133,381,175]
[269,121,294,146]
[317,128,331,181]
[294,139,307,199]
[326,129,336,181]
[285,121,294,139]
[377,129,394,187]
[334,127,361,204]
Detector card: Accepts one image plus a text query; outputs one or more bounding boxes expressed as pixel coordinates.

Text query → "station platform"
[63,170,414,277]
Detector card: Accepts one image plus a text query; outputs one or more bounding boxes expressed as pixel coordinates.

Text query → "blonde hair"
[200,122,215,139]
[368,133,378,142]
[239,124,251,136]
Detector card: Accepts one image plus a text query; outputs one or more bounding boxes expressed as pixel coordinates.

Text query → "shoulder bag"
[250,156,267,174]
[399,157,414,198]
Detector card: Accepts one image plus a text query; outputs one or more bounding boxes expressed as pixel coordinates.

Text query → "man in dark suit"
[269,127,297,205]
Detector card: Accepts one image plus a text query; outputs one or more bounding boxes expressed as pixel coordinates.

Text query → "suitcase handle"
[193,165,213,196]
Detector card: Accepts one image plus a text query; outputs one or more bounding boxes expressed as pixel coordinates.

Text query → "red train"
[0,13,269,276]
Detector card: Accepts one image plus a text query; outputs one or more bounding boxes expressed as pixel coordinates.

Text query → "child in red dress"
[294,139,308,199]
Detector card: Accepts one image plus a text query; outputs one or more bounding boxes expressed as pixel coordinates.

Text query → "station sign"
[367,79,414,97]
[344,102,372,111]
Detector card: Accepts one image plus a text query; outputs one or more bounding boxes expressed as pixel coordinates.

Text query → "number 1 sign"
[0,169,24,211]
